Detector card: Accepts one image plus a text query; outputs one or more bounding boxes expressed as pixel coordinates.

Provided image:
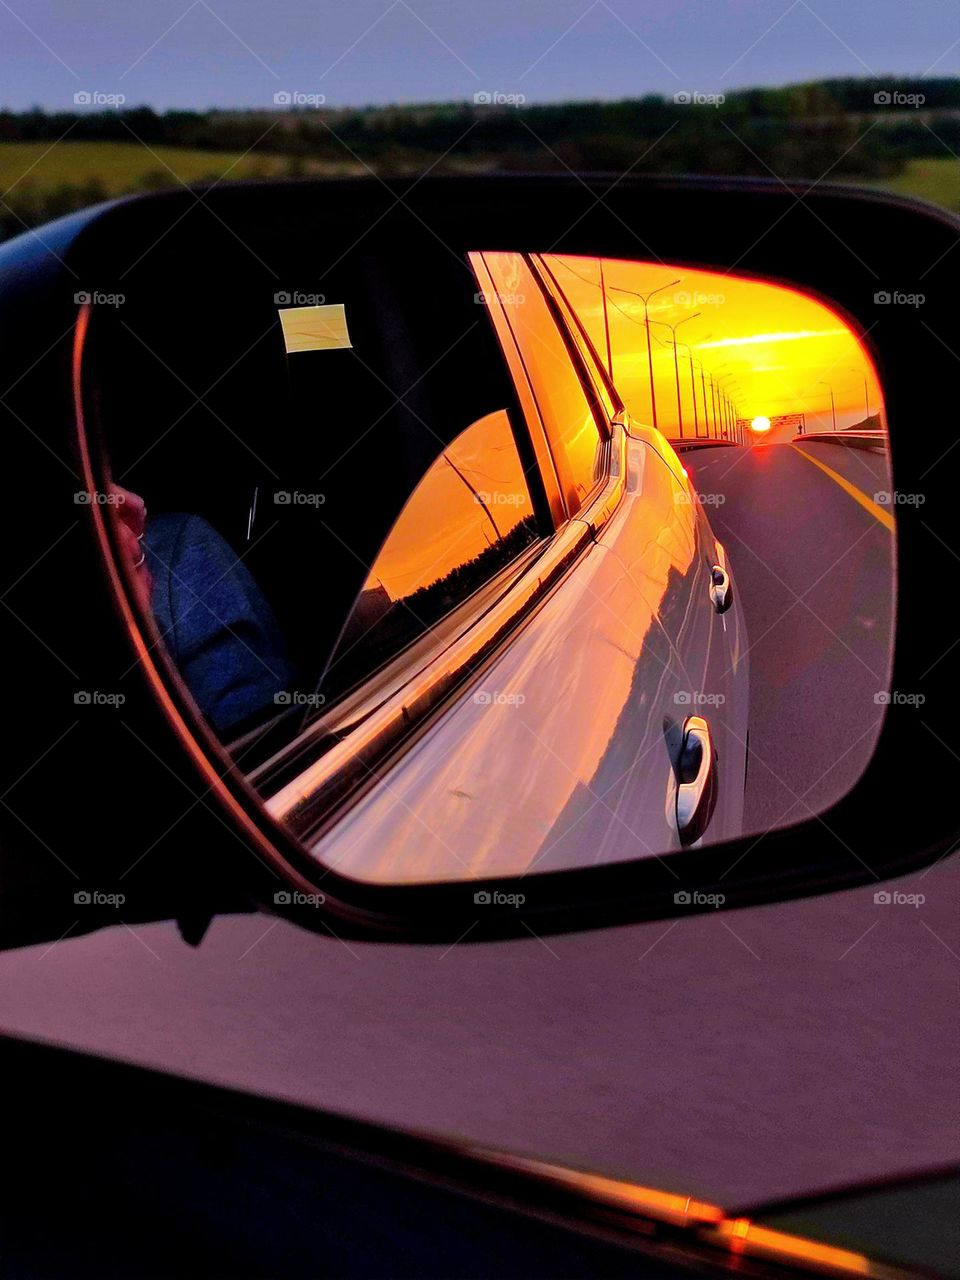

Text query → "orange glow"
[544,1169,725,1227]
[476,1155,879,1278]
[485,1155,725,1227]
[751,415,772,434]
[713,1218,872,1276]
[363,408,532,603]
[545,256,884,442]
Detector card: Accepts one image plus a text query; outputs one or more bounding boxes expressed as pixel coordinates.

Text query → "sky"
[0,0,956,112]
[548,255,884,439]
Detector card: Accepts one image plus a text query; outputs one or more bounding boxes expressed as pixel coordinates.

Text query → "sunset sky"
[546,255,885,444]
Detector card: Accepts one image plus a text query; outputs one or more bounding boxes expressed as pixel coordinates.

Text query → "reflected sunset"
[544,256,884,443]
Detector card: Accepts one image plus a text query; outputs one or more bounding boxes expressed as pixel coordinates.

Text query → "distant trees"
[1,77,956,241]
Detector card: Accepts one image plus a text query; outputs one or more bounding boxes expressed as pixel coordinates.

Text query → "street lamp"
[610,278,681,432]
[849,368,870,423]
[677,342,701,437]
[694,337,713,438]
[716,373,740,440]
[709,362,732,440]
[709,374,722,438]
[650,312,701,439]
[818,380,838,431]
[701,365,712,436]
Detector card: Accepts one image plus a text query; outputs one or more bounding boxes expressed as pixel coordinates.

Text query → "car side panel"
[311,439,736,884]
[596,437,749,847]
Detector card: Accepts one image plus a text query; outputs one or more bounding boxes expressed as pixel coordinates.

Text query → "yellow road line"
[791,444,895,532]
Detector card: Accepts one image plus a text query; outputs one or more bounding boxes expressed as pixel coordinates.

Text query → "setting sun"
[544,256,884,444]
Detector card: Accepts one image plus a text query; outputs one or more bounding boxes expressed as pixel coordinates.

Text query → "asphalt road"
[684,440,895,832]
[0,439,955,1216]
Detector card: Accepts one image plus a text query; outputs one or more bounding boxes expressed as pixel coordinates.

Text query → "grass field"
[1,140,957,213]
[0,141,361,196]
[872,156,960,213]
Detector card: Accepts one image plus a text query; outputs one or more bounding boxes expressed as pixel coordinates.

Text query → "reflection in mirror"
[321,409,539,704]
[92,250,894,885]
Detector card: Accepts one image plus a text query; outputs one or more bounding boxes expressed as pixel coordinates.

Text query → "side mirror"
[0,175,956,947]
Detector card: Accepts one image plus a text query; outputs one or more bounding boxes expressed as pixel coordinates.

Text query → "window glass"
[534,257,621,420]
[321,409,539,699]
[482,252,606,516]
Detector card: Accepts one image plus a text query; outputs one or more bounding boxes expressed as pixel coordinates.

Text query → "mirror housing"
[0,174,957,946]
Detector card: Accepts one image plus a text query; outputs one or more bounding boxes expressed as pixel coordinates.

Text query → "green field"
[1,140,958,216]
[0,140,360,196]
[872,156,960,213]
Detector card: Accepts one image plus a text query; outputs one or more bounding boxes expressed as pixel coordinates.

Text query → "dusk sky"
[1,0,956,111]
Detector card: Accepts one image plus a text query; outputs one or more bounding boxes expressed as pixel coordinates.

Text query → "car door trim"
[263,425,628,841]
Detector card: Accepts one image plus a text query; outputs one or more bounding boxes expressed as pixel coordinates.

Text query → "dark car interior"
[84,236,542,745]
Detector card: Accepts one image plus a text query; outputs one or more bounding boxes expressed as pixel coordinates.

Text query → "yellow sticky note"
[278,303,352,354]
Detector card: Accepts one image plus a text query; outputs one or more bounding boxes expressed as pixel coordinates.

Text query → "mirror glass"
[93,251,894,884]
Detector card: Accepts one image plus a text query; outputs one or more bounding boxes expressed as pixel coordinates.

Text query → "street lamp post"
[819,380,838,431]
[716,374,740,441]
[710,363,732,439]
[678,343,700,437]
[849,368,870,423]
[610,279,681,432]
[651,312,701,439]
[699,363,711,438]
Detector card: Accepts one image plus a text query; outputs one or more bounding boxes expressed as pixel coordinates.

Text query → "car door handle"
[709,563,733,614]
[675,715,719,845]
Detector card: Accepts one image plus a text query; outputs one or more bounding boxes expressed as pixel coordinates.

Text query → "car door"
[270,251,741,884]
[529,253,749,849]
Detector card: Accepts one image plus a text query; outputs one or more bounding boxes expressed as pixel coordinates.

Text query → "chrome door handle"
[675,715,719,845]
[709,563,733,613]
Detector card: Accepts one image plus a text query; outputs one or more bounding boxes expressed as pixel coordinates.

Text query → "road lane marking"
[790,444,895,532]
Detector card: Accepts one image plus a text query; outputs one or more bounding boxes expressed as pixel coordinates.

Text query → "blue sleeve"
[145,513,294,735]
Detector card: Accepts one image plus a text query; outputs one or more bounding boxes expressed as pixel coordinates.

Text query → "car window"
[533,255,622,422]
[481,252,607,517]
[319,408,540,700]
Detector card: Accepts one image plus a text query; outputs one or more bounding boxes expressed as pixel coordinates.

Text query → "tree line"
[2,77,957,242]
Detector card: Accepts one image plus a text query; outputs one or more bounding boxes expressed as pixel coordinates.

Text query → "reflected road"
[684,440,894,833]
